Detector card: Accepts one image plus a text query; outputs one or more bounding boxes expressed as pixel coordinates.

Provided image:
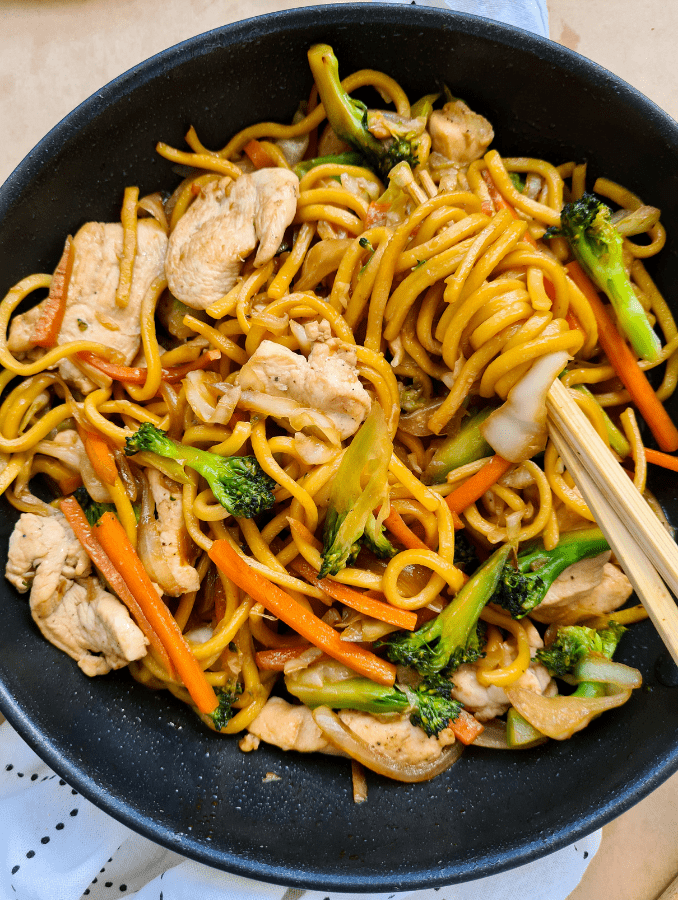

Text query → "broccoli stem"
[515,527,610,580]
[423,407,496,485]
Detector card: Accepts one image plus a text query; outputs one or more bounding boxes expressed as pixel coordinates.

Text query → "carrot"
[255,645,311,671]
[567,261,678,451]
[32,236,74,348]
[94,512,218,714]
[452,708,484,745]
[644,447,679,471]
[383,507,431,552]
[290,556,417,631]
[57,472,83,495]
[59,498,173,675]
[77,425,118,486]
[365,201,391,228]
[77,349,220,385]
[446,454,513,515]
[243,139,277,169]
[209,539,396,686]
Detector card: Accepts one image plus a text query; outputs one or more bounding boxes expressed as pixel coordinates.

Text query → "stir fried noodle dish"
[1,45,677,791]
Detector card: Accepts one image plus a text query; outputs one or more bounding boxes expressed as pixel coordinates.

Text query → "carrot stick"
[94,512,218,714]
[77,349,220,385]
[32,236,74,348]
[209,539,396,686]
[243,139,277,169]
[383,507,431,552]
[77,425,117,485]
[290,556,417,631]
[644,447,679,471]
[255,645,311,671]
[446,455,513,515]
[452,709,484,745]
[567,261,678,451]
[59,498,173,675]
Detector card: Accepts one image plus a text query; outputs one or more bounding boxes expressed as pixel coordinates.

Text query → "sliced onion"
[471,717,512,749]
[312,706,463,782]
[137,477,176,595]
[505,684,632,741]
[610,205,661,236]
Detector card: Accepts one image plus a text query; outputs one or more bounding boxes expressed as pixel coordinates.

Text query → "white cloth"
[372,0,549,38]
[0,721,600,900]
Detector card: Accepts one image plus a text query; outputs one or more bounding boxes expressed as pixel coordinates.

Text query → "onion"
[312,706,463,782]
[610,205,661,236]
[238,389,342,445]
[504,683,633,741]
[137,477,176,594]
[570,653,642,689]
[471,717,512,749]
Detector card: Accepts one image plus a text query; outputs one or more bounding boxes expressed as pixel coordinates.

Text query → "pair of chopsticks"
[547,379,678,664]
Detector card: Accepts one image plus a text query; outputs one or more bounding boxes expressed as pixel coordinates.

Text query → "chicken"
[8,220,168,394]
[246,697,455,764]
[428,100,494,166]
[5,512,147,676]
[236,335,371,440]
[529,552,633,625]
[137,469,200,597]
[165,169,299,310]
[450,660,556,722]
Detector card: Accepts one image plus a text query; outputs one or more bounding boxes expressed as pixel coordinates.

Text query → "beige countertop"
[0,1,677,897]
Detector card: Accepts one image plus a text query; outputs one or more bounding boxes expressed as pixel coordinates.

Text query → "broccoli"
[423,407,496,484]
[452,530,480,576]
[546,193,662,362]
[381,543,511,676]
[320,405,396,578]
[307,44,419,179]
[125,422,275,518]
[286,668,462,738]
[207,683,243,731]
[537,621,626,677]
[492,527,610,619]
[72,486,118,526]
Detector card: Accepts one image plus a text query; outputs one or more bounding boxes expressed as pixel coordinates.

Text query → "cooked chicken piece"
[5,512,147,675]
[450,660,556,722]
[35,429,111,503]
[165,169,299,310]
[246,697,455,763]
[236,337,371,440]
[140,469,200,597]
[8,220,167,394]
[530,552,633,625]
[428,100,494,166]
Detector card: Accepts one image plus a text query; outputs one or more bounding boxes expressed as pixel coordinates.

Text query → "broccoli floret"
[381,543,511,676]
[307,44,419,179]
[125,423,275,518]
[286,668,462,738]
[546,193,661,362]
[72,487,117,526]
[452,530,480,576]
[207,683,243,731]
[537,622,626,677]
[492,527,610,619]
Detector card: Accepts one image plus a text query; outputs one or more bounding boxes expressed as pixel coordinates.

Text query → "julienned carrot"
[446,455,513,515]
[32,236,74,348]
[77,425,117,485]
[94,512,218,714]
[77,349,220,385]
[452,709,484,745]
[58,498,173,675]
[243,139,276,169]
[567,261,678,452]
[644,447,679,471]
[383,507,431,552]
[209,539,396,686]
[255,645,311,671]
[290,556,417,631]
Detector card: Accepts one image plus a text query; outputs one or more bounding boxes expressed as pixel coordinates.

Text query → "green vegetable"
[509,172,526,192]
[409,93,440,120]
[72,486,140,526]
[492,527,610,619]
[208,684,243,730]
[572,384,631,457]
[423,407,496,484]
[293,151,366,178]
[536,622,626,677]
[506,707,547,748]
[307,44,419,179]
[320,405,396,577]
[546,193,662,362]
[452,530,480,576]
[381,543,512,676]
[124,423,276,519]
[286,663,462,738]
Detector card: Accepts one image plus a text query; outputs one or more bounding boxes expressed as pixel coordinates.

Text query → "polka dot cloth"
[0,721,600,900]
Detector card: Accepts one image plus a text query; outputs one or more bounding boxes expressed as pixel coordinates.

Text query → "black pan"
[0,5,676,892]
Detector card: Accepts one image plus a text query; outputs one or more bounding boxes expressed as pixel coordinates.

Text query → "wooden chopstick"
[547,379,678,591]
[548,425,678,663]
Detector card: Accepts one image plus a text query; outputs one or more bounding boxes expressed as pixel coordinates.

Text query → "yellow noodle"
[620,407,647,493]
[115,186,139,309]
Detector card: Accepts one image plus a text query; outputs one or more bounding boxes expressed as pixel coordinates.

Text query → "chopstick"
[547,380,678,663]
